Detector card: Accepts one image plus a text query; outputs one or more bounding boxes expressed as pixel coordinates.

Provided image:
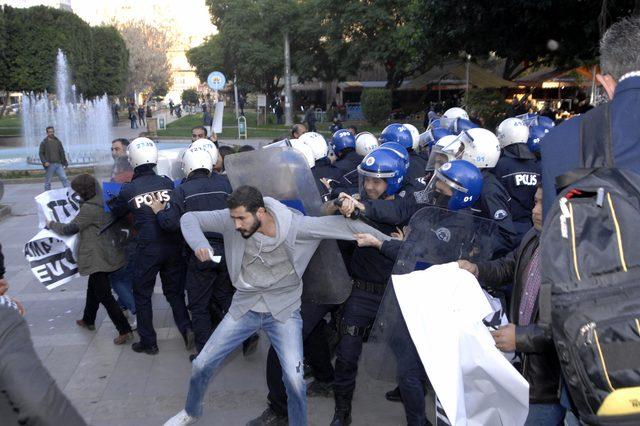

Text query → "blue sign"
[207,71,226,91]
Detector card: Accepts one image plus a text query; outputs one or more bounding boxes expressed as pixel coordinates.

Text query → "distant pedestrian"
[129,105,138,129]
[275,100,284,124]
[146,104,153,118]
[203,107,213,137]
[239,93,245,116]
[169,100,175,116]
[38,126,69,191]
[305,104,317,132]
[138,105,146,127]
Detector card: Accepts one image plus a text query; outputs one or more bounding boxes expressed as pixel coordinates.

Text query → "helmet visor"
[423,168,468,208]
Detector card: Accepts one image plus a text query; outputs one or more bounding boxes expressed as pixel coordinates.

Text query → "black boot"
[330,392,352,426]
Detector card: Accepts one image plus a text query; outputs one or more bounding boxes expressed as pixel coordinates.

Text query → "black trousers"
[266,302,335,416]
[83,271,131,335]
[185,250,234,352]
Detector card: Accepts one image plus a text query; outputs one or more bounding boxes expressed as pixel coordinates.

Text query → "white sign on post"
[26,187,81,290]
[257,94,267,107]
[213,101,224,134]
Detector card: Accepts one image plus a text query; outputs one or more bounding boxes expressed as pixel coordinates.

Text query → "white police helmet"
[190,138,219,165]
[426,134,460,172]
[290,139,316,169]
[298,131,328,161]
[441,107,469,129]
[355,132,379,156]
[181,146,213,176]
[496,117,529,149]
[453,128,501,169]
[128,137,158,168]
[403,123,421,151]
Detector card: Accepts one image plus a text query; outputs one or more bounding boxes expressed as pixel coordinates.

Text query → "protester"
[291,124,307,139]
[138,104,146,127]
[191,126,208,142]
[39,126,69,191]
[458,186,565,425]
[48,174,133,345]
[164,185,390,426]
[216,145,235,173]
[203,106,213,137]
[305,105,317,132]
[542,15,640,215]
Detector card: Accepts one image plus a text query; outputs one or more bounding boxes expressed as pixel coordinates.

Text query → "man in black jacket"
[458,187,565,425]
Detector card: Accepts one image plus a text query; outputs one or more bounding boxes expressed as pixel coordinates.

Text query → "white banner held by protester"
[213,101,224,134]
[26,187,81,289]
[24,229,79,290]
[393,262,529,426]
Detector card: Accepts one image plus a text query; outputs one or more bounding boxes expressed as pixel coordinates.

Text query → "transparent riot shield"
[156,147,186,182]
[363,206,498,381]
[225,147,353,304]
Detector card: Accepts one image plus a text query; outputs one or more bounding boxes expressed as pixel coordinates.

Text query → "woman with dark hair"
[48,174,133,345]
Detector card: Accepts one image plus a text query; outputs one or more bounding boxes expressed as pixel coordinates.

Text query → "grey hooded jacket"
[180,197,390,322]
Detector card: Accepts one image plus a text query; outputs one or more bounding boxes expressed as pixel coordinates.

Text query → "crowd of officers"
[104,107,548,426]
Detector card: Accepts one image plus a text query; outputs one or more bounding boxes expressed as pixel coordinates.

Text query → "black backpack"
[540,103,640,425]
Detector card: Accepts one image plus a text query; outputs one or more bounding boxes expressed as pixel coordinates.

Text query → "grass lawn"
[0,116,21,136]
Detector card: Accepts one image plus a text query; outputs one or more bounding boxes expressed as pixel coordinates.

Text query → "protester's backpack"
[540,103,640,425]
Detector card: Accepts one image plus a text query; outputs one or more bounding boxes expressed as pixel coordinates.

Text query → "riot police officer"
[329,148,406,426]
[298,132,341,200]
[379,123,427,189]
[108,137,193,355]
[150,144,234,359]
[494,117,541,241]
[325,130,362,196]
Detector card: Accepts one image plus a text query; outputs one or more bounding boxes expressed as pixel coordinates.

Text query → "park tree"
[90,26,129,97]
[413,0,639,80]
[117,20,171,98]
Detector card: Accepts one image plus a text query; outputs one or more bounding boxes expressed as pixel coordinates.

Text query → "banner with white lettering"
[26,187,81,289]
[24,229,79,290]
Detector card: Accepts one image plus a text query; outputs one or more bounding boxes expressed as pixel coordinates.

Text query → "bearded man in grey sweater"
[165,185,390,426]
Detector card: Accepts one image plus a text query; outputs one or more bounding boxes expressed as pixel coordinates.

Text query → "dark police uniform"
[156,169,234,353]
[491,144,540,242]
[312,157,342,202]
[109,164,191,350]
[407,151,428,190]
[332,215,397,424]
[328,149,363,199]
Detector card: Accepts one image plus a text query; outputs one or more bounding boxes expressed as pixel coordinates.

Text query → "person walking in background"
[138,104,146,127]
[38,126,69,191]
[305,104,317,132]
[203,106,213,137]
[48,174,133,345]
[129,103,138,129]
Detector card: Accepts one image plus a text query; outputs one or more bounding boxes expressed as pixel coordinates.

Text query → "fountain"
[21,49,112,167]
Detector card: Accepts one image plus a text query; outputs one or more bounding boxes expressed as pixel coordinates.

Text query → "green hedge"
[361,88,391,127]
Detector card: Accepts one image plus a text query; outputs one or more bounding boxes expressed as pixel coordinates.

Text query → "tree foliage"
[361,88,392,126]
[465,89,511,129]
[0,6,128,99]
[116,20,171,98]
[413,0,638,79]
[181,88,199,105]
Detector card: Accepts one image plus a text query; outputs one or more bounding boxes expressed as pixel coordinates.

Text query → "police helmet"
[378,142,409,171]
[419,127,454,153]
[128,137,158,168]
[496,117,529,148]
[190,138,219,165]
[403,123,421,151]
[427,118,443,131]
[355,132,379,156]
[298,131,329,161]
[330,129,356,155]
[441,107,469,129]
[536,115,555,130]
[181,146,213,175]
[452,128,500,169]
[290,139,316,168]
[527,125,549,153]
[357,148,407,197]
[424,160,483,210]
[379,123,413,150]
[426,134,460,172]
[449,118,479,135]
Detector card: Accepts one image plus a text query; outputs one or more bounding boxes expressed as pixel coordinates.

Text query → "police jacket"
[109,164,179,243]
[407,151,428,188]
[312,158,341,200]
[0,303,87,426]
[331,149,362,186]
[476,228,561,404]
[157,170,232,243]
[492,145,540,234]
[542,76,640,217]
[471,171,518,258]
[349,218,398,286]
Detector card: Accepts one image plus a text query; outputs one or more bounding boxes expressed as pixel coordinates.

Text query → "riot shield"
[363,206,497,381]
[225,147,353,304]
[156,147,186,182]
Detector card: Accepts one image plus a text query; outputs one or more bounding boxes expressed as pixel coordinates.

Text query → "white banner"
[213,101,224,134]
[393,262,529,426]
[26,188,81,289]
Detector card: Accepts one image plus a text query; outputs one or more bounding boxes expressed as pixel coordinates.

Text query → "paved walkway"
[0,181,406,425]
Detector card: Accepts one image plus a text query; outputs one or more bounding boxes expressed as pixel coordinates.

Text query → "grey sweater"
[180,197,390,322]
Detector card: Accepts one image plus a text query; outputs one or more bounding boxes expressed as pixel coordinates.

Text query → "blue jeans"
[185,309,306,425]
[44,163,69,191]
[109,265,136,314]
[525,403,565,425]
